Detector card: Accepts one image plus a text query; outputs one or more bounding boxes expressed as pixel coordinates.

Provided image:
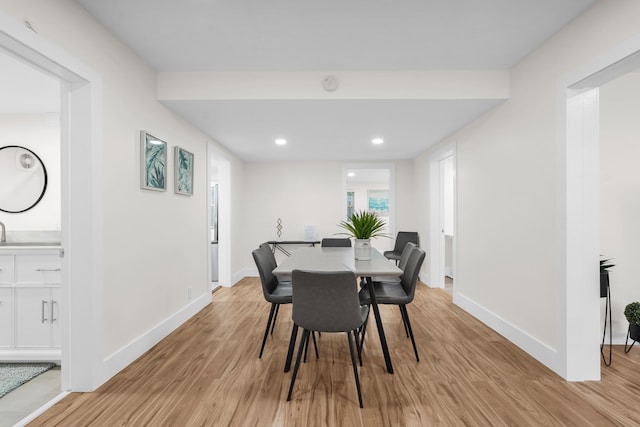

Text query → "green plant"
[600,257,615,273]
[337,210,390,240]
[625,302,640,326]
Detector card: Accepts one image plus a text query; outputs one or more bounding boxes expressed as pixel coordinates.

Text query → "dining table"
[272,246,402,374]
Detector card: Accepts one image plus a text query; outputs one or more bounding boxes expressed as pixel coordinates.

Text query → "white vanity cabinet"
[0,255,14,284]
[0,288,12,348]
[0,255,13,347]
[0,248,62,361]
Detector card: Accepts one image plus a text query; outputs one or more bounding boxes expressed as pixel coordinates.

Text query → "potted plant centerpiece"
[337,210,389,260]
[624,302,640,351]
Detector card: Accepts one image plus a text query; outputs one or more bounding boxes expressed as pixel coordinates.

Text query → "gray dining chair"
[321,238,352,247]
[258,242,291,335]
[384,231,419,264]
[287,269,369,408]
[258,242,277,270]
[370,242,417,285]
[360,246,426,362]
[252,246,293,358]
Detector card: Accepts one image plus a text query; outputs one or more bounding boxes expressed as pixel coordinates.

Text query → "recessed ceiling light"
[347,172,355,177]
[275,138,287,145]
[372,138,384,145]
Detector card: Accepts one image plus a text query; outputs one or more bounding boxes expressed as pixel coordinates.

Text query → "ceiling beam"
[157,70,509,101]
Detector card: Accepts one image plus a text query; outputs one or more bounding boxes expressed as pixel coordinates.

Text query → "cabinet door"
[51,287,61,348]
[16,254,62,284]
[0,288,11,347]
[0,255,14,285]
[15,287,52,348]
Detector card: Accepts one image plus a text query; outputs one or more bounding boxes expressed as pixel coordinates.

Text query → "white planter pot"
[354,239,372,260]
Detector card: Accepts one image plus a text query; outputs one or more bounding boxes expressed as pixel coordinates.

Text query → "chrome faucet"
[0,221,5,243]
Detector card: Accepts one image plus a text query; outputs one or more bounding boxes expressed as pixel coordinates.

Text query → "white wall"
[600,71,640,342]
[0,113,60,231]
[0,0,243,380]
[242,160,416,270]
[243,161,343,266]
[393,159,417,235]
[414,0,640,377]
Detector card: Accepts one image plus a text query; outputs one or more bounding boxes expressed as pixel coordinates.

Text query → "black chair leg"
[354,327,363,366]
[358,311,370,365]
[399,305,409,338]
[401,305,420,362]
[347,330,364,408]
[271,304,280,335]
[287,329,310,402]
[259,303,277,358]
[284,324,299,372]
[312,331,319,359]
[304,332,319,362]
[304,332,309,362]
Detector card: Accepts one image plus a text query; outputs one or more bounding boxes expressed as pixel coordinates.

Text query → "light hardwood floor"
[29,278,640,426]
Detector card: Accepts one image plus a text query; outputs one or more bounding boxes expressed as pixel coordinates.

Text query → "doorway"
[342,163,395,253]
[441,155,455,291]
[208,144,231,289]
[1,15,103,397]
[0,48,63,425]
[561,37,640,380]
[429,144,456,289]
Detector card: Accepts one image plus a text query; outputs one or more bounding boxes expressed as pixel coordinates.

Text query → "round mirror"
[0,145,48,213]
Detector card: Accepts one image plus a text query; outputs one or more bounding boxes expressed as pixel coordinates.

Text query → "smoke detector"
[322,75,339,92]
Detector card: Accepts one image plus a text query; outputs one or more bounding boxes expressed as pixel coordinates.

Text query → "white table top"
[272,247,402,277]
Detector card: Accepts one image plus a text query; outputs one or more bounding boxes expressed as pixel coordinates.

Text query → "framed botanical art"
[140,131,167,191]
[174,146,194,195]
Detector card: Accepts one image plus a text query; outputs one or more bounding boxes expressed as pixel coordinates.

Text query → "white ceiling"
[162,98,504,161]
[6,1,598,162]
[76,0,596,72]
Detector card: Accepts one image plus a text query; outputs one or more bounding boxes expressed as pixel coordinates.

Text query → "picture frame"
[140,131,167,191]
[174,146,194,196]
[367,190,389,216]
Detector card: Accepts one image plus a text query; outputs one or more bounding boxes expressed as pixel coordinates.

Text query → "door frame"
[207,143,231,288]
[558,33,640,380]
[0,12,103,391]
[429,143,457,289]
[341,163,395,244]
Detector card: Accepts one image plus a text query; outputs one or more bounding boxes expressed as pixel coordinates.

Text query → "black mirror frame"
[0,145,48,214]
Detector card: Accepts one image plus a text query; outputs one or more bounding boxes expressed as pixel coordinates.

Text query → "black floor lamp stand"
[601,280,612,366]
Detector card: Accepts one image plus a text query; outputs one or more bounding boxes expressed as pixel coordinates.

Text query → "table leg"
[284,323,299,372]
[366,277,394,374]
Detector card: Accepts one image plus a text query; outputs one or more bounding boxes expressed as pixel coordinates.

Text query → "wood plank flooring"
[30,278,640,426]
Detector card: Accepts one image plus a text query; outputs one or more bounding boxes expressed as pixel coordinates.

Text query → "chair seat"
[278,276,292,285]
[383,250,402,261]
[359,281,411,305]
[267,283,293,304]
[369,276,400,284]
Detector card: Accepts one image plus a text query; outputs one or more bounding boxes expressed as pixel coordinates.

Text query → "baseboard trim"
[231,268,254,287]
[15,391,70,427]
[453,291,562,376]
[100,292,210,387]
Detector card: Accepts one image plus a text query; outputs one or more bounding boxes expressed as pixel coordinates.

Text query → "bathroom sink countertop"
[0,242,62,251]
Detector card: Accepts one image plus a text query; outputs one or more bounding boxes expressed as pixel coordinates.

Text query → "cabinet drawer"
[16,254,62,284]
[0,255,13,284]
